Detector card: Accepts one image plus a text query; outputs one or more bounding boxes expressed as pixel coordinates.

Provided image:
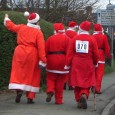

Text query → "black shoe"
[80,94,87,109]
[64,83,66,90]
[15,92,23,103]
[95,91,102,94]
[46,92,54,102]
[27,98,34,104]
[77,101,82,108]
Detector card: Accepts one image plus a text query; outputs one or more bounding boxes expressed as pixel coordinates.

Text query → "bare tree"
[9,0,13,10]
[0,0,7,10]
[42,0,99,23]
[0,0,100,24]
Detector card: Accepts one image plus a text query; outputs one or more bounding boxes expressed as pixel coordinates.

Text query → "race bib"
[76,40,89,53]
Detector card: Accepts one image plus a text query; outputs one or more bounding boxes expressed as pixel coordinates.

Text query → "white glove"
[4,14,10,26]
[38,61,46,70]
[5,14,9,18]
[95,63,98,68]
[64,65,70,70]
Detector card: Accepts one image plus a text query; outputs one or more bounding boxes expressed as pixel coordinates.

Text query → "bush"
[0,11,53,90]
[105,64,113,74]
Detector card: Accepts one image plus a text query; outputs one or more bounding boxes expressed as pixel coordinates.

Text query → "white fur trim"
[95,63,98,68]
[58,29,65,33]
[67,28,75,31]
[93,31,104,35]
[93,28,104,34]
[64,65,70,69]
[75,25,79,28]
[46,69,69,74]
[27,23,41,29]
[4,17,10,26]
[78,30,89,35]
[24,11,30,17]
[9,83,39,92]
[54,30,57,34]
[54,33,65,35]
[78,27,89,35]
[28,13,40,23]
[39,61,46,67]
[68,26,78,30]
[98,61,105,64]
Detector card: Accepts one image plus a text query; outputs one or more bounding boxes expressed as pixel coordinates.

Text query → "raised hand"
[5,14,9,18]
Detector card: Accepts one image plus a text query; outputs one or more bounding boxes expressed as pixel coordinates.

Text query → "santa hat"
[94,23,103,32]
[24,11,40,24]
[53,23,65,33]
[68,21,78,28]
[79,21,91,31]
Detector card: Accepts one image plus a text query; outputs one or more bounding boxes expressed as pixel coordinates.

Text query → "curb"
[101,98,115,115]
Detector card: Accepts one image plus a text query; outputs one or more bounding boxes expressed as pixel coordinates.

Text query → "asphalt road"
[0,72,115,115]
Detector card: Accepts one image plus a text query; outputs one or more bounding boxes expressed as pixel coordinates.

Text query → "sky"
[99,0,115,9]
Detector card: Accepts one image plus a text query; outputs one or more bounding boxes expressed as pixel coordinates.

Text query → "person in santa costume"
[64,21,99,109]
[92,23,111,94]
[4,12,47,104]
[45,23,69,104]
[65,21,78,39]
[64,21,78,90]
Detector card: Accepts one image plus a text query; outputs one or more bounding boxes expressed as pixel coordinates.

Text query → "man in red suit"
[65,21,99,109]
[45,23,69,104]
[4,12,47,104]
[66,21,78,39]
[64,21,78,90]
[92,23,111,94]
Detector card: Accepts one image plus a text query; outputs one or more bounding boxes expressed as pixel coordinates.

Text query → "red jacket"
[66,33,99,88]
[46,33,69,74]
[92,33,111,63]
[5,19,46,92]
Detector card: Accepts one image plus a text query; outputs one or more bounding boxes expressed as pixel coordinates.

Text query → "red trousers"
[46,72,67,104]
[64,73,70,86]
[26,92,35,99]
[74,87,90,102]
[95,63,105,92]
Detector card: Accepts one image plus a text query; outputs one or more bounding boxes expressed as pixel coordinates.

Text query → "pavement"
[0,72,115,115]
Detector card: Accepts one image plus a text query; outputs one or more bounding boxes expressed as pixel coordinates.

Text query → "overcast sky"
[99,0,115,8]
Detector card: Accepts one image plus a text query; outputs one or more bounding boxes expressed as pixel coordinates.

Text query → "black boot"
[27,98,34,104]
[64,83,66,90]
[15,91,23,103]
[95,91,102,94]
[80,94,87,109]
[46,92,54,102]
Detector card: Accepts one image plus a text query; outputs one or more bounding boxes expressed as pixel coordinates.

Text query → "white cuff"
[4,17,10,26]
[39,61,46,67]
[95,63,98,68]
[64,65,70,70]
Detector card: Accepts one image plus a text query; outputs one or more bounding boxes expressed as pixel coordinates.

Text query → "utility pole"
[109,0,111,4]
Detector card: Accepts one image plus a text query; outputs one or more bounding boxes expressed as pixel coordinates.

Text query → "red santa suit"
[45,23,69,104]
[65,21,99,109]
[92,24,111,94]
[65,21,78,89]
[4,12,47,102]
